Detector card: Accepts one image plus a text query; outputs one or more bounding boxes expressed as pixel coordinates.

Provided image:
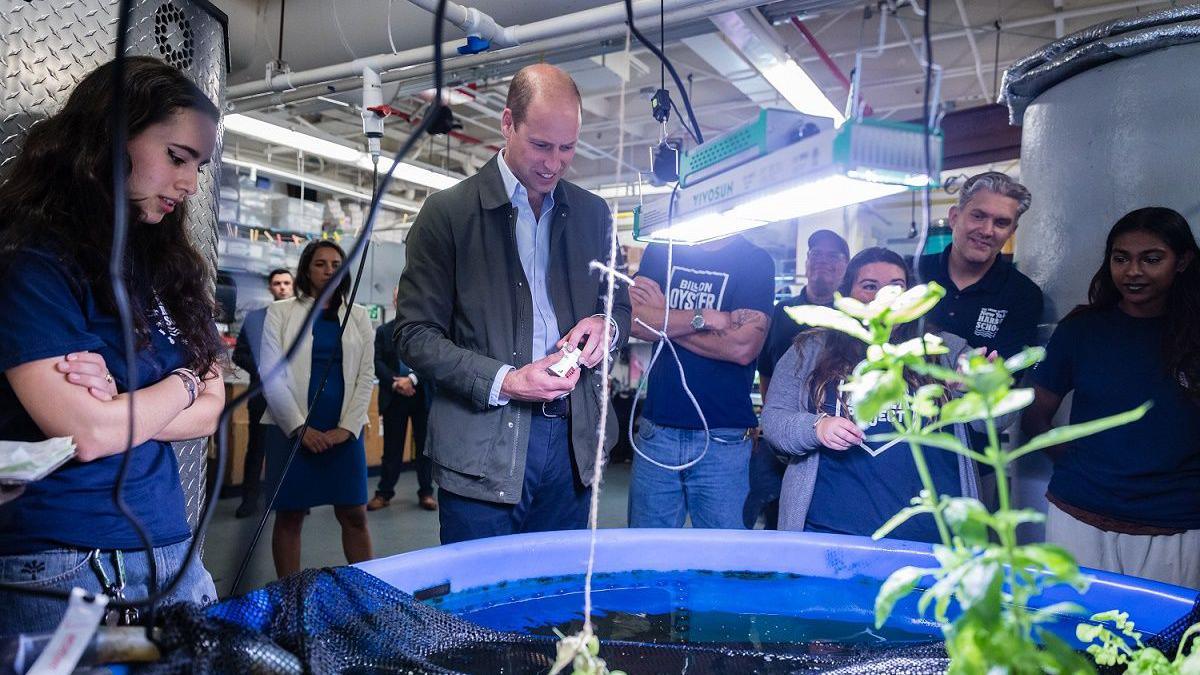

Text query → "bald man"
[396,65,631,544]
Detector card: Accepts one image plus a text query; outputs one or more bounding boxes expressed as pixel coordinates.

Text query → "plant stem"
[985,411,1029,640]
[910,441,952,547]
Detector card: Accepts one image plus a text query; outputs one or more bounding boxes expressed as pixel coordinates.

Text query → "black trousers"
[375,391,432,499]
[241,394,267,501]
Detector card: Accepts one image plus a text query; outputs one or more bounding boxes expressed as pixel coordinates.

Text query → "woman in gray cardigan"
[761,248,989,543]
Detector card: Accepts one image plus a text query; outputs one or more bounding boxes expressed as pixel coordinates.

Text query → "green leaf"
[784,305,871,342]
[887,282,947,324]
[873,503,934,539]
[842,368,906,424]
[1031,601,1086,624]
[874,566,931,628]
[1038,629,1099,674]
[940,393,989,425]
[1018,543,1082,581]
[833,294,871,319]
[887,333,951,359]
[942,497,993,546]
[1007,402,1152,463]
[1003,346,1046,374]
[864,284,906,320]
[991,387,1035,417]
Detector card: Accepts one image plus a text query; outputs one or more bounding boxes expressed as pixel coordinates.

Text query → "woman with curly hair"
[0,56,224,635]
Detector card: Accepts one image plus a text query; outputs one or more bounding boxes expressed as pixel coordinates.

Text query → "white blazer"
[259,295,375,438]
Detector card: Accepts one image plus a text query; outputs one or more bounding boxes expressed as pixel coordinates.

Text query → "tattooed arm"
[673,308,770,366]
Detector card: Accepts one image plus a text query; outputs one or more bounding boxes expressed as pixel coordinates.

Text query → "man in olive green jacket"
[395,64,631,544]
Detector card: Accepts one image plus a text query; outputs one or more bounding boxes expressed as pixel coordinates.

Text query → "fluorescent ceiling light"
[224,113,462,191]
[643,212,767,245]
[761,59,846,126]
[592,183,676,199]
[222,157,420,213]
[725,173,906,223]
[359,155,460,191]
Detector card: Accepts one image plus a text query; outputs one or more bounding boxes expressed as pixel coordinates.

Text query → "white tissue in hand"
[548,347,581,377]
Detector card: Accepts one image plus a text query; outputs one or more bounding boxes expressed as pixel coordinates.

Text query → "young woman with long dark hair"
[259,240,375,578]
[760,247,987,543]
[0,56,224,635]
[1023,207,1199,588]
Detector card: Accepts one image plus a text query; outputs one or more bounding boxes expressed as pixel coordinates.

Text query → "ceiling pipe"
[228,0,772,112]
[797,0,1171,66]
[229,0,741,100]
[408,0,519,48]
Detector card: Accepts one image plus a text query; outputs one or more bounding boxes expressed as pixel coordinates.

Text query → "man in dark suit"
[369,286,436,512]
[232,268,293,518]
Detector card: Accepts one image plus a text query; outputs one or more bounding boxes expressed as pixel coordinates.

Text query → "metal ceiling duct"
[0,0,229,531]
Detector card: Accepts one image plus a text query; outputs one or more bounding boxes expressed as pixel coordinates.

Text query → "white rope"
[582,25,632,635]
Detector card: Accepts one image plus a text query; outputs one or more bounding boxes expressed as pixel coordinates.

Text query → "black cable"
[624,0,703,144]
[225,2,450,598]
[659,0,665,91]
[670,100,700,144]
[276,0,287,66]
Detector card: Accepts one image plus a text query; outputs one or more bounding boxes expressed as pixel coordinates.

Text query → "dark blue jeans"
[438,415,589,545]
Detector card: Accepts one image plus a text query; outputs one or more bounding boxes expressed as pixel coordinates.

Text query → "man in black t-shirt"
[918,171,1043,360]
[747,229,849,529]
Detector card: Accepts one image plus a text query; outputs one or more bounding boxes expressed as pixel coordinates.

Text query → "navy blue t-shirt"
[1034,307,1200,530]
[0,249,193,554]
[805,382,962,543]
[757,288,830,382]
[638,237,775,429]
[806,379,964,540]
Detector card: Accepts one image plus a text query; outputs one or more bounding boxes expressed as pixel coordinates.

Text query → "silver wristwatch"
[691,306,706,330]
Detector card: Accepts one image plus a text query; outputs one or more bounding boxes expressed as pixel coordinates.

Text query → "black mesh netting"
[137,568,1199,674]
[139,567,954,674]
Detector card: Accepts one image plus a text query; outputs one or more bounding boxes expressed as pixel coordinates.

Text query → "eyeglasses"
[808,250,848,263]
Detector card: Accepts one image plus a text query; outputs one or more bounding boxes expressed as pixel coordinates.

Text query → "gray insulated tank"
[0,0,228,531]
[1002,5,1200,326]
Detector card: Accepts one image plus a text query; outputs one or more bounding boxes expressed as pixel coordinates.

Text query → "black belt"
[535,397,570,418]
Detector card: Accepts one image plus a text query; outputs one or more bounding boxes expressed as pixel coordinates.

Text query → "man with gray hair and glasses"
[918,171,1044,360]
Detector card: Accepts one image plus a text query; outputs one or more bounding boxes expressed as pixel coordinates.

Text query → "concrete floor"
[201,462,633,598]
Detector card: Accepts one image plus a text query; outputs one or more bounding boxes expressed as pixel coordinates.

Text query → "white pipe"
[229,0,769,111]
[229,0,725,100]
[408,0,518,47]
[797,0,1171,66]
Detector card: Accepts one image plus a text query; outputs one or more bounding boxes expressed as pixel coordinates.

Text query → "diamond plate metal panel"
[1,0,226,535]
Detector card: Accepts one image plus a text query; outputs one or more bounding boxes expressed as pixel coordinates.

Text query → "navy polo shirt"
[0,248,193,554]
[918,247,1043,359]
[757,288,831,383]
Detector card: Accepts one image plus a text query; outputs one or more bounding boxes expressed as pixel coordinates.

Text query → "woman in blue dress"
[261,240,376,578]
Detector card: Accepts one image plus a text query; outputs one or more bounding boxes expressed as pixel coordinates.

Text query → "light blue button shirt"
[488,151,620,406]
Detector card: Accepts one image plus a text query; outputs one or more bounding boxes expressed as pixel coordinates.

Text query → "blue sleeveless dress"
[265,315,368,510]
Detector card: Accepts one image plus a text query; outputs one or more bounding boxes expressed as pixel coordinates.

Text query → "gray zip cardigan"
[760,331,1012,533]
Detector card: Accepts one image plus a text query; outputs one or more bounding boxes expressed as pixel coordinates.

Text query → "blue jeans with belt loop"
[0,538,216,638]
[628,419,752,529]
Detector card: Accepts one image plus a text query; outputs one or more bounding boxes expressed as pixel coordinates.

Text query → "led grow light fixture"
[634,117,942,244]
